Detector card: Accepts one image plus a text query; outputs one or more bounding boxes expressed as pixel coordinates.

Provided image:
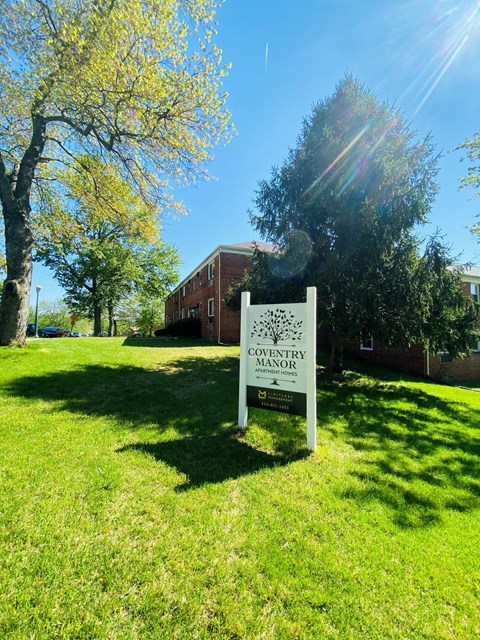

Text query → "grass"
[1,337,479,639]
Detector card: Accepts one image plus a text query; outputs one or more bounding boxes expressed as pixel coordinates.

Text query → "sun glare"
[396,1,480,116]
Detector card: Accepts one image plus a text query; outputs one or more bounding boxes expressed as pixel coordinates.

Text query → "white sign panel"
[238,287,317,451]
[246,303,308,416]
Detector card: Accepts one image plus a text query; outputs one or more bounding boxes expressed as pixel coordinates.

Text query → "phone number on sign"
[260,402,290,411]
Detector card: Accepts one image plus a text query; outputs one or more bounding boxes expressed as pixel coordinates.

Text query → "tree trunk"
[329,337,344,373]
[93,304,102,336]
[107,305,116,337]
[0,112,46,345]
[0,204,33,346]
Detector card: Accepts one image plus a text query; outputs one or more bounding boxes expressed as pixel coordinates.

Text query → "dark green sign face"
[247,385,306,417]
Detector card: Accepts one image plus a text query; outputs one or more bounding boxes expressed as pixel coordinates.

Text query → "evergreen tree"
[242,76,477,371]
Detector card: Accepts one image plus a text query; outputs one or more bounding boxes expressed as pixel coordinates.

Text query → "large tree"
[34,157,180,335]
[0,0,231,345]
[246,76,477,371]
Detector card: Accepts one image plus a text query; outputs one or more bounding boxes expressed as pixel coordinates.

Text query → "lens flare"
[303,123,371,199]
[268,229,313,279]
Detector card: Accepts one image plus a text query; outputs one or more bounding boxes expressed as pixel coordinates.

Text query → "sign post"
[238,291,250,430]
[238,287,317,451]
[306,287,317,451]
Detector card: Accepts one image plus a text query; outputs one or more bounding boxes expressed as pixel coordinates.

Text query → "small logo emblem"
[258,390,267,399]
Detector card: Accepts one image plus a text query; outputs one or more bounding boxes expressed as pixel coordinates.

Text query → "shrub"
[155,318,201,338]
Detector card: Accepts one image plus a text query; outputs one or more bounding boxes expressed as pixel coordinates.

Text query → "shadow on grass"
[119,435,306,491]
[317,369,480,527]
[4,354,306,489]
[4,354,480,517]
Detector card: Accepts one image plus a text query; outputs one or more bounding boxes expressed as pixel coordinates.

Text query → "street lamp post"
[34,285,42,338]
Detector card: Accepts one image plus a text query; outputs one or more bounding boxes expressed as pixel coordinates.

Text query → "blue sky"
[32,0,480,302]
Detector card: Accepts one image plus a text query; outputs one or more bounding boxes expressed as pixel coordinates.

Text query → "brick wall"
[318,275,480,382]
[218,253,251,342]
[164,257,217,338]
[342,338,480,382]
[165,250,252,343]
[428,352,480,383]
[343,339,427,377]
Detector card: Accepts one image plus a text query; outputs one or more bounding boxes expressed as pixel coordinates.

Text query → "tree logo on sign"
[251,309,303,345]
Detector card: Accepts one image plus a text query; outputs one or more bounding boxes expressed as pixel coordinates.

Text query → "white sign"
[246,303,308,415]
[238,288,317,451]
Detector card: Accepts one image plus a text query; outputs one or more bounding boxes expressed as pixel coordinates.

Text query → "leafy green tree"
[244,76,477,371]
[137,297,165,337]
[413,239,479,358]
[102,244,179,336]
[28,299,71,329]
[35,159,180,335]
[111,294,166,337]
[457,131,480,237]
[0,0,231,345]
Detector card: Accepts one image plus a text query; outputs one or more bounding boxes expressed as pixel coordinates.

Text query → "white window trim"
[469,282,479,302]
[208,261,215,280]
[360,333,373,351]
[438,351,454,364]
[207,298,215,317]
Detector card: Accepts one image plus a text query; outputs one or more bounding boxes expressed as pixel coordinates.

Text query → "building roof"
[168,241,275,295]
[460,265,480,278]
[450,264,480,279]
[221,241,275,253]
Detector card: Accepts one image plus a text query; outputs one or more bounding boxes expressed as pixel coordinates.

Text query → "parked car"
[41,327,65,338]
[26,323,35,336]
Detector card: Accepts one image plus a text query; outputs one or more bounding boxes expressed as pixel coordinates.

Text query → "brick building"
[342,265,480,382]
[164,242,274,343]
[166,247,479,382]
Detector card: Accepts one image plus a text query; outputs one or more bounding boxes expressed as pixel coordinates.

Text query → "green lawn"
[1,338,479,639]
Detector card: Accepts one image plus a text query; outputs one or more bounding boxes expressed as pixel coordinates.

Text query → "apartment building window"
[208,298,215,318]
[208,261,215,281]
[198,271,202,286]
[198,302,202,318]
[360,332,373,351]
[470,282,479,302]
[439,352,454,364]
[181,285,186,297]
